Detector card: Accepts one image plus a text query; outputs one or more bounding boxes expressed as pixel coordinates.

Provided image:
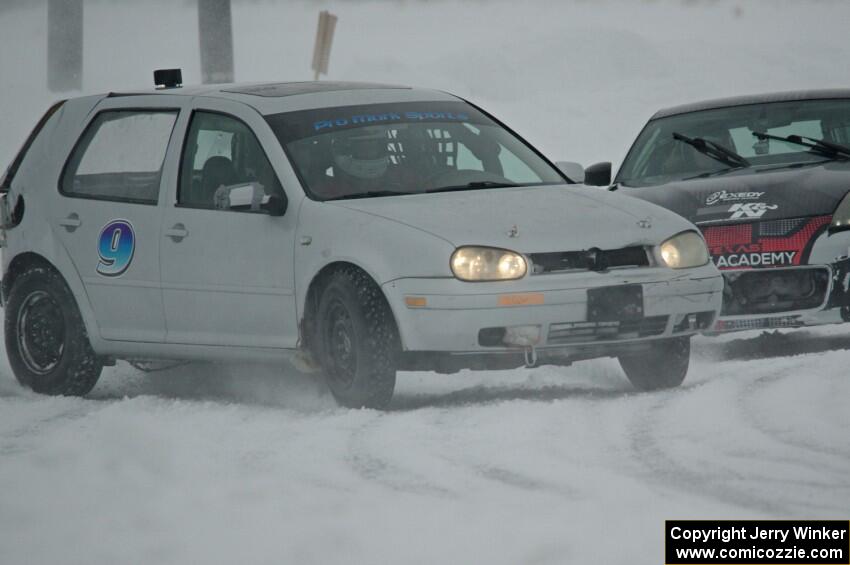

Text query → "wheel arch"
[299,260,403,355]
[2,251,100,350]
[3,252,60,302]
[2,250,104,396]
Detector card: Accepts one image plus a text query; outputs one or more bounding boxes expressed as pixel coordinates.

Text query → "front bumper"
[712,259,850,333]
[383,263,723,354]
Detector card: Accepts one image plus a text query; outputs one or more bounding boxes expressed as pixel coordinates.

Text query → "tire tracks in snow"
[463,462,577,497]
[346,412,456,497]
[627,371,845,516]
[0,399,97,456]
[346,403,580,499]
[736,366,850,463]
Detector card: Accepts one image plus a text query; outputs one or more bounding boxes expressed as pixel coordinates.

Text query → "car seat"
[199,156,237,207]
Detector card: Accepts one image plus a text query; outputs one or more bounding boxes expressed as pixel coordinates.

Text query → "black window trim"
[2,100,67,192]
[457,95,573,185]
[175,108,287,215]
[58,107,181,206]
[613,120,653,186]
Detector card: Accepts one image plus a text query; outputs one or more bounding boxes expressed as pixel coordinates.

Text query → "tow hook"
[524,346,538,368]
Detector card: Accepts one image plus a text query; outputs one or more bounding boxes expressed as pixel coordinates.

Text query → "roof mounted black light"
[154,69,182,89]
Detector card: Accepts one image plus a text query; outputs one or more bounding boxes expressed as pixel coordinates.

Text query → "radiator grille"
[717,316,804,332]
[721,267,829,315]
[530,246,649,274]
[758,217,807,237]
[547,315,668,345]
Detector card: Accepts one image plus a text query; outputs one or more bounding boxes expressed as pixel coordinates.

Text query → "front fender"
[293,199,456,320]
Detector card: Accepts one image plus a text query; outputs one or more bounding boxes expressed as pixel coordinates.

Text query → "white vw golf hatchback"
[0,77,722,407]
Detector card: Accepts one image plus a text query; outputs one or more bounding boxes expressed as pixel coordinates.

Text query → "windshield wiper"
[672,132,751,168]
[327,189,413,201]
[685,166,746,180]
[427,181,519,194]
[751,131,850,159]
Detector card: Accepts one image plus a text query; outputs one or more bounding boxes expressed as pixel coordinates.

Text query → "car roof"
[651,88,850,120]
[106,80,460,115]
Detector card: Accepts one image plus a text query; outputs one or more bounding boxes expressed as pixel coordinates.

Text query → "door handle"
[164,223,188,242]
[58,213,81,232]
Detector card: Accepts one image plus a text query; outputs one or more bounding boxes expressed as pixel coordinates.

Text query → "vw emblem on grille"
[585,247,608,272]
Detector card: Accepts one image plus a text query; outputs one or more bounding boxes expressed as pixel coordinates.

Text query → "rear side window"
[61,110,178,204]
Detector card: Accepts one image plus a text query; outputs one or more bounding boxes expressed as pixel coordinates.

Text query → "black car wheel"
[618,336,690,391]
[316,268,398,409]
[5,265,103,396]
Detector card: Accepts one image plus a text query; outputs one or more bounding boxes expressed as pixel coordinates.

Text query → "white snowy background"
[0,1,849,564]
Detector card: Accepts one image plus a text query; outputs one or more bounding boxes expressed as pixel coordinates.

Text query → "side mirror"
[216,182,287,216]
[262,194,287,217]
[583,162,612,186]
[554,161,584,183]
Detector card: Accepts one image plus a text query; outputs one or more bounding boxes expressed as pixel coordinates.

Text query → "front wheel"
[618,337,690,391]
[5,266,103,395]
[316,268,399,409]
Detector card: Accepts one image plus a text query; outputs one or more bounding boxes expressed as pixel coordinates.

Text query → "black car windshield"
[617,99,850,187]
[265,101,565,200]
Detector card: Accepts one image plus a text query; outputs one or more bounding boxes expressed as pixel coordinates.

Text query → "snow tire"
[5,265,103,396]
[316,267,399,409]
[619,336,690,391]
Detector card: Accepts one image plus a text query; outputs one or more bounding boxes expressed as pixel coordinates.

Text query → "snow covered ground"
[1,1,849,564]
[1,328,848,565]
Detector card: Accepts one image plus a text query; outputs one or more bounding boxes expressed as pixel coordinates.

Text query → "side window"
[61,110,177,204]
[179,111,283,212]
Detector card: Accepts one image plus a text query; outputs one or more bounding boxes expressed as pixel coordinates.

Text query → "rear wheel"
[5,266,103,395]
[316,268,399,409]
[618,336,690,391]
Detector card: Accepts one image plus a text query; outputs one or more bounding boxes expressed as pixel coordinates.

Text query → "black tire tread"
[317,266,399,409]
[619,336,690,391]
[5,265,102,396]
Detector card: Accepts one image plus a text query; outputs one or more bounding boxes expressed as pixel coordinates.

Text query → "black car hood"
[622,160,850,225]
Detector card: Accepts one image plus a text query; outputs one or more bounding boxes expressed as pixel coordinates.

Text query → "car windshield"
[617,98,850,187]
[265,101,565,200]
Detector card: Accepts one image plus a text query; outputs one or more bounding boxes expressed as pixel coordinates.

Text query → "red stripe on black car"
[700,215,832,270]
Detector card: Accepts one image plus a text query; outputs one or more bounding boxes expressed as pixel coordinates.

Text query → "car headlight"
[451,246,527,281]
[830,191,850,233]
[658,231,710,269]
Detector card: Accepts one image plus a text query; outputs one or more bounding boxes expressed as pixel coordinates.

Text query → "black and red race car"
[593,90,850,332]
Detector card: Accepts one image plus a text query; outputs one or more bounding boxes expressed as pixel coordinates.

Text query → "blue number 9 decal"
[96,220,135,277]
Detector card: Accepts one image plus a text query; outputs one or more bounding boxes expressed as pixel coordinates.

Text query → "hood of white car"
[330,184,694,253]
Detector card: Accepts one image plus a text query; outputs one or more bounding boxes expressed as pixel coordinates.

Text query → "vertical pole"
[311,11,337,81]
[47,0,83,92]
[198,0,234,84]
